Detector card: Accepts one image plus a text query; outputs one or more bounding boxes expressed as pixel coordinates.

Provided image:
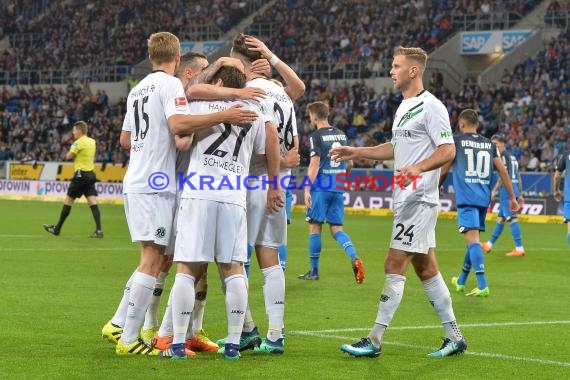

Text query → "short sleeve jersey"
[122,71,191,194]
[70,135,96,171]
[247,77,297,177]
[391,90,454,205]
[452,134,498,207]
[181,100,265,209]
[309,126,348,193]
[499,151,521,199]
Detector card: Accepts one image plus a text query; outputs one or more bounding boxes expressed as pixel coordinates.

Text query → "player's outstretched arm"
[330,142,394,163]
[189,57,245,86]
[398,143,455,181]
[245,36,306,101]
[494,156,519,213]
[168,105,258,135]
[186,83,266,102]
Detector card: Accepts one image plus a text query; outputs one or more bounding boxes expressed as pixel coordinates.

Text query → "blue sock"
[509,221,523,247]
[567,232,570,247]
[278,245,287,271]
[490,222,504,244]
[333,231,357,262]
[245,244,253,277]
[457,248,471,285]
[309,233,321,276]
[468,243,487,289]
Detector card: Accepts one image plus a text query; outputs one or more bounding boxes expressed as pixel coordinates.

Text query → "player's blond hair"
[148,32,180,65]
[307,101,329,120]
[393,46,428,69]
[73,121,88,135]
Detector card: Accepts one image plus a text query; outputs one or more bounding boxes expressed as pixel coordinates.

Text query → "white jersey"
[391,90,454,205]
[181,100,265,209]
[122,71,191,194]
[247,77,297,177]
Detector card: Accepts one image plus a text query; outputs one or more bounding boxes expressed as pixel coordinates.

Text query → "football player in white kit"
[161,66,271,360]
[105,32,259,356]
[151,52,269,355]
[331,46,467,358]
[219,33,302,354]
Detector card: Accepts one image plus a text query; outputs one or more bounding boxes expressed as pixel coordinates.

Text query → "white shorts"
[174,198,247,264]
[165,191,183,256]
[124,192,175,246]
[246,184,286,248]
[390,201,437,254]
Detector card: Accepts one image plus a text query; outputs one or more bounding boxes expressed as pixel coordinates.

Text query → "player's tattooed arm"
[189,57,245,86]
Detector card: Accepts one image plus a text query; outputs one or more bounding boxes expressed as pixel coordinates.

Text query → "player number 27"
[203,123,250,161]
[394,223,414,243]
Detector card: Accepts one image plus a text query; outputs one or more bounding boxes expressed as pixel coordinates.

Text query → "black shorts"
[67,171,98,199]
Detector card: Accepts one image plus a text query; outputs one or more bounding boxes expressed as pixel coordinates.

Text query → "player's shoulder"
[421,91,446,111]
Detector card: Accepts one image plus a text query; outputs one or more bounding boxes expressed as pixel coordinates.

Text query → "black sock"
[56,205,72,231]
[90,205,102,231]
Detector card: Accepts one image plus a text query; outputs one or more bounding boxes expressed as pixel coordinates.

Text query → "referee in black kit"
[43,121,103,238]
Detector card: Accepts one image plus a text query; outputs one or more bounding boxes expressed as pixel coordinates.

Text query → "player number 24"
[394,223,414,243]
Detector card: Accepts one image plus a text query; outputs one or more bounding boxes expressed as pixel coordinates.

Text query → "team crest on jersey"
[174,97,187,107]
[155,227,166,238]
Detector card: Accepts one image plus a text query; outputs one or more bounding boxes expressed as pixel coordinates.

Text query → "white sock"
[120,271,155,345]
[143,271,168,330]
[242,274,255,332]
[369,274,406,346]
[171,273,195,345]
[192,275,208,335]
[157,291,173,337]
[111,269,137,327]
[262,265,285,341]
[225,274,247,345]
[422,272,463,341]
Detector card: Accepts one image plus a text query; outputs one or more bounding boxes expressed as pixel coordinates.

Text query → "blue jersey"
[499,151,520,199]
[452,134,498,207]
[309,126,348,193]
[556,151,570,201]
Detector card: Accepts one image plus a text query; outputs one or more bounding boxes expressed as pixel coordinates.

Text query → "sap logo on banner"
[461,32,492,54]
[502,30,532,52]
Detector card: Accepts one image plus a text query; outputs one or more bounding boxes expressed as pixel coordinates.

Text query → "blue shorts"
[497,196,517,221]
[457,205,487,233]
[564,202,570,223]
[285,190,293,224]
[306,191,344,225]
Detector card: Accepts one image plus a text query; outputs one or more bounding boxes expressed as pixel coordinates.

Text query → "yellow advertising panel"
[9,163,45,180]
[55,163,127,182]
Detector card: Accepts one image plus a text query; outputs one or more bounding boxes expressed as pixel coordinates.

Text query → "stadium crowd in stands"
[1,0,261,79]
[0,82,127,164]
[247,0,539,78]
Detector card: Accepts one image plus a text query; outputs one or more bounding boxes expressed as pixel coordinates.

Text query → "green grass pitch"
[1,199,569,379]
